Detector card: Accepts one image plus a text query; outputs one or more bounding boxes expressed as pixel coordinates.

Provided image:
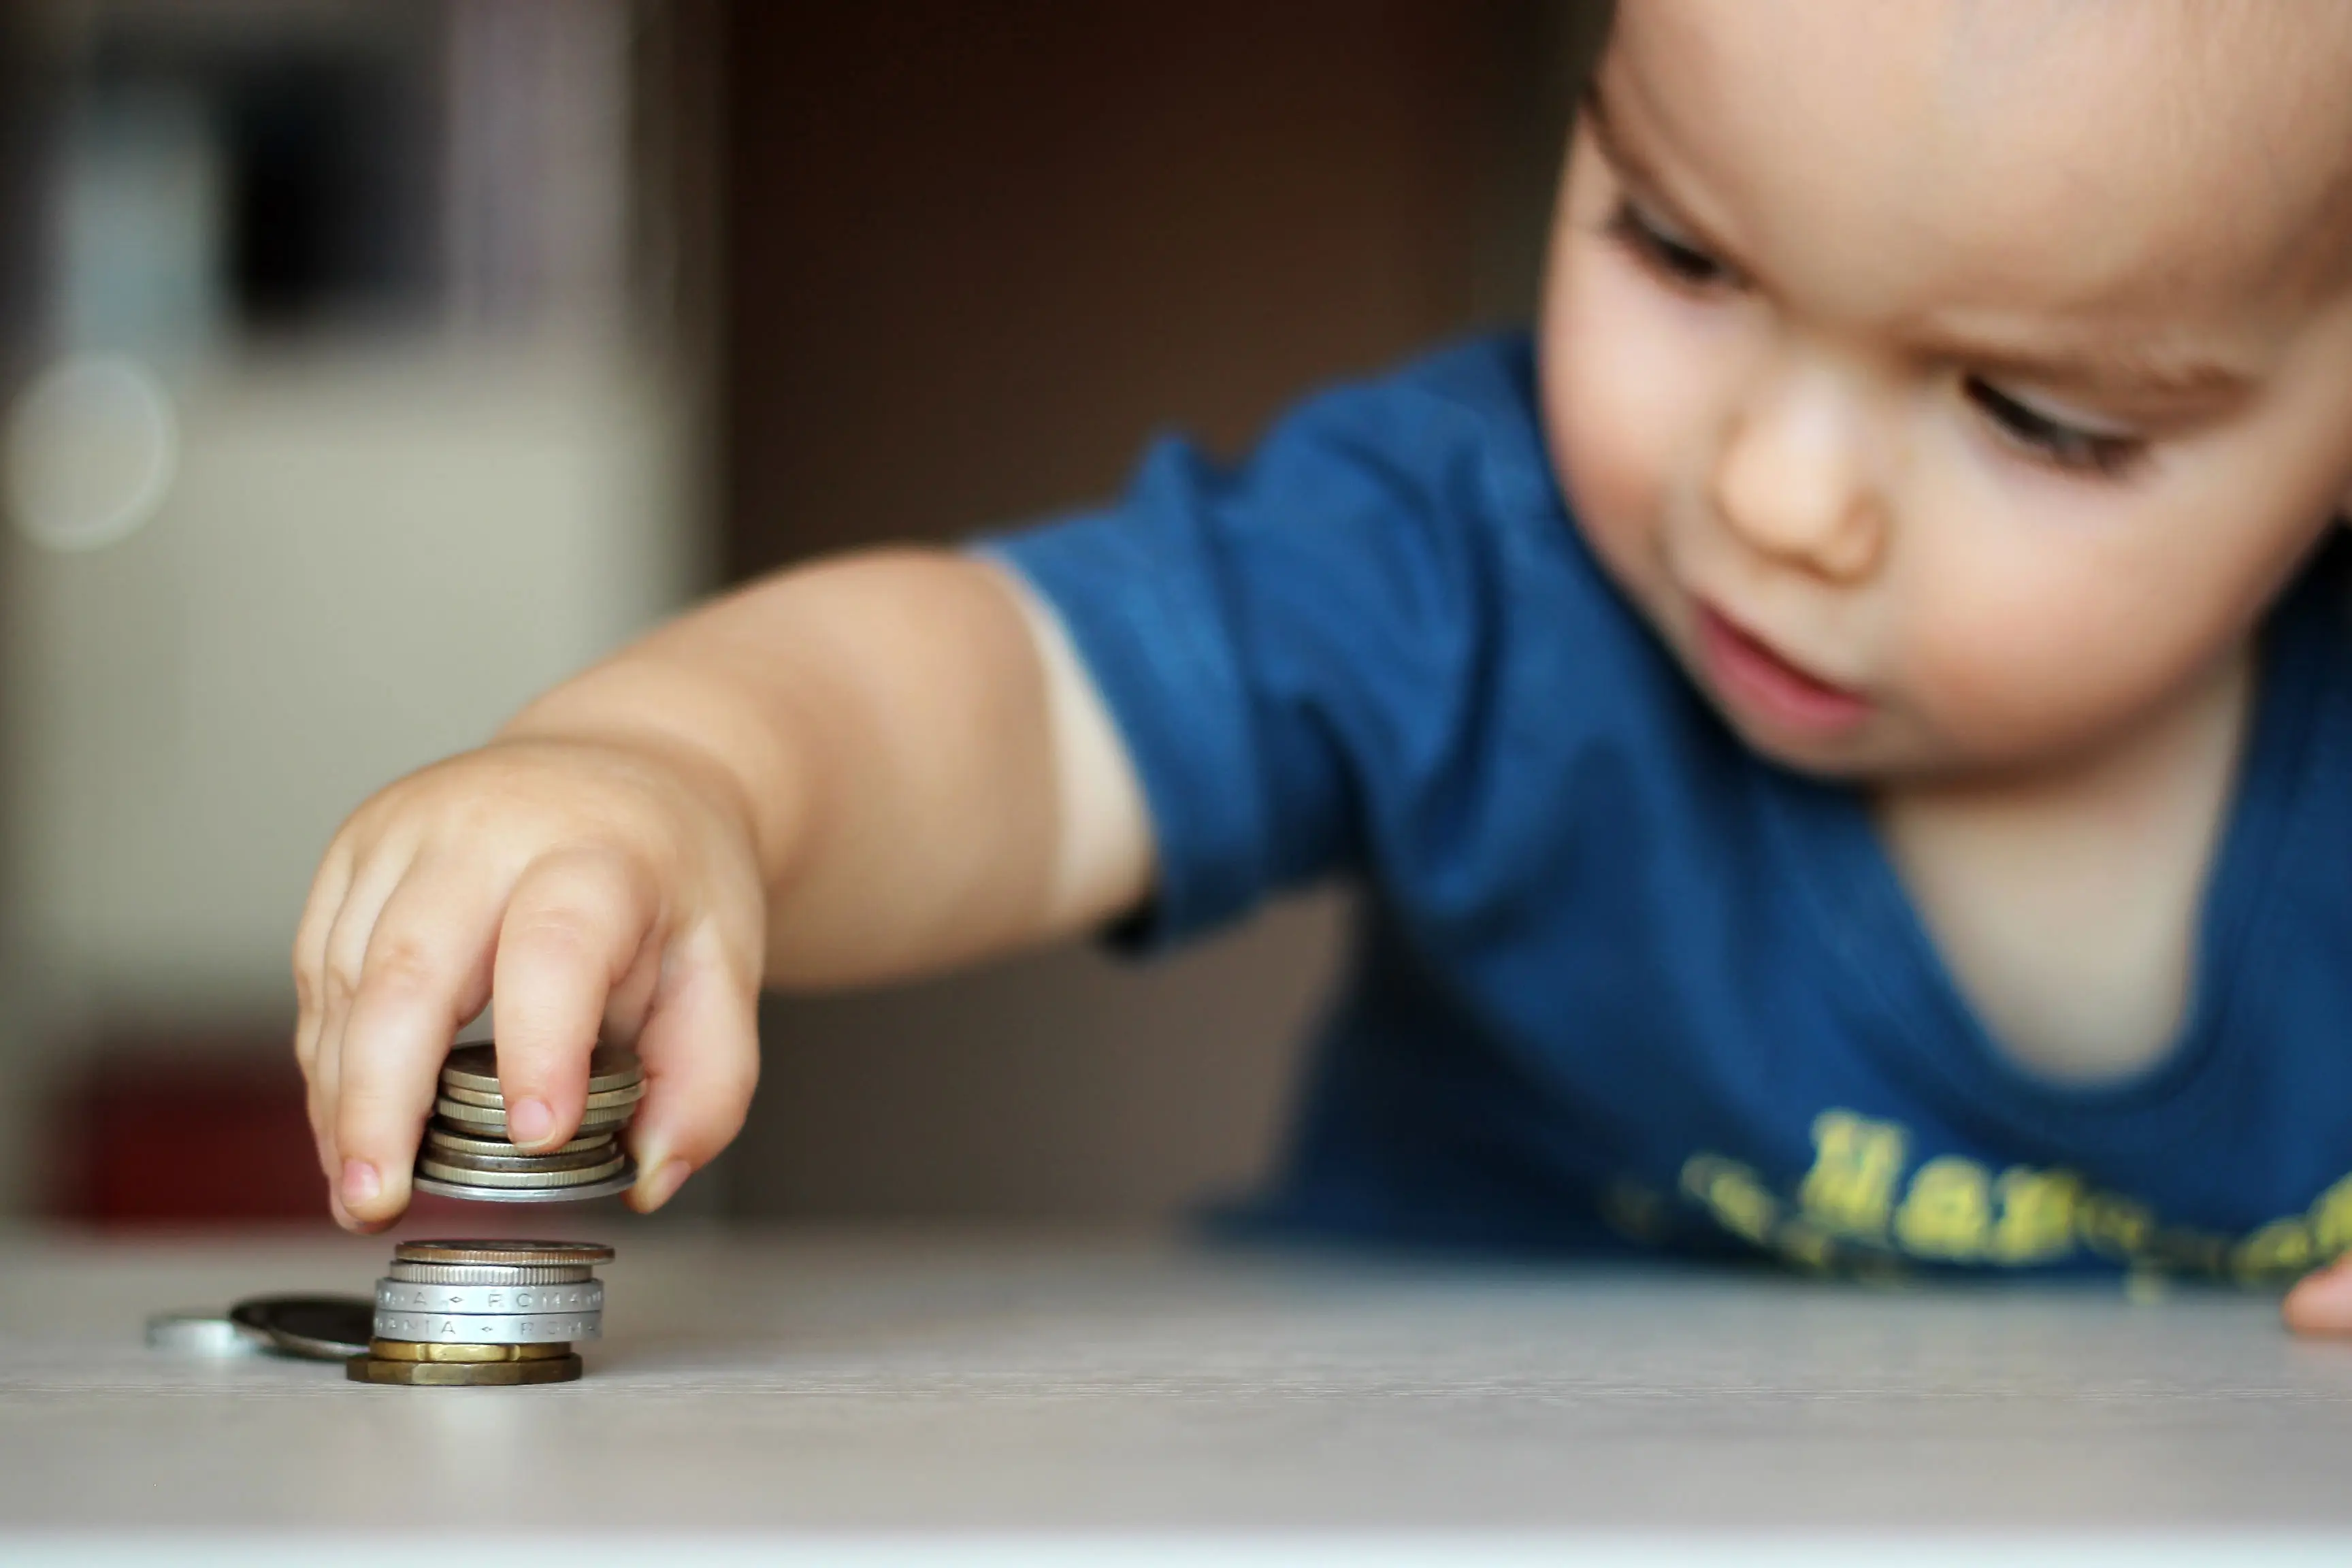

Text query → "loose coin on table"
[348,1353,584,1386]
[146,1311,263,1357]
[229,1295,376,1361]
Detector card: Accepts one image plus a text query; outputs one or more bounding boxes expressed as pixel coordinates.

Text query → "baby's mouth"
[1695,603,1872,739]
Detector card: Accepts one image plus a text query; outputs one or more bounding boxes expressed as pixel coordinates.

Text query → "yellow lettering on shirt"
[2231,1218,2314,1281]
[1680,1155,1779,1246]
[1988,1167,2080,1266]
[1798,1111,1907,1240]
[2074,1191,2155,1262]
[1893,1156,1993,1260]
[1660,1107,2352,1286]
[2307,1173,2352,1260]
[1771,1221,1837,1273]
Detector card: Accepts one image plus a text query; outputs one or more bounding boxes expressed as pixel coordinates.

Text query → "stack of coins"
[348,1239,615,1386]
[412,1043,642,1203]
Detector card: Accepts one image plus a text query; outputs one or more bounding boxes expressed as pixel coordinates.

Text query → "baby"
[293,0,2352,1328]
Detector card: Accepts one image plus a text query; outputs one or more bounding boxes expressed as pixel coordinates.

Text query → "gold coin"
[393,1240,617,1267]
[346,1352,583,1386]
[365,1338,571,1363]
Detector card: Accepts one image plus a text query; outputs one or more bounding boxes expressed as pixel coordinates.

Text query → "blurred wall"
[0,0,713,1218]
[720,3,1605,1221]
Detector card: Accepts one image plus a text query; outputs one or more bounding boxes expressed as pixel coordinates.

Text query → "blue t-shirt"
[987,333,2352,1280]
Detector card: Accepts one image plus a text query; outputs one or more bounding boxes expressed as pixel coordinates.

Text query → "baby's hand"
[2284,1257,2352,1335]
[292,736,767,1230]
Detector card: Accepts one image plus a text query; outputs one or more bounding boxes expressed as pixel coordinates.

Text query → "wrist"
[497,668,809,891]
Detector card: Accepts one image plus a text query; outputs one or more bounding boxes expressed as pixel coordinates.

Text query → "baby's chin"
[1707,698,1914,782]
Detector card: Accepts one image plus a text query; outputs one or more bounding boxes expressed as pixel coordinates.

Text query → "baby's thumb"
[2283,1255,2352,1335]
[625,924,761,1213]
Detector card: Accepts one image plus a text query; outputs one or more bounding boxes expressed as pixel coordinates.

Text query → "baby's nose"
[1708,371,1886,583]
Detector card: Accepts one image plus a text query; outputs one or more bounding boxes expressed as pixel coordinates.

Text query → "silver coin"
[372,1309,600,1344]
[416,1154,628,1189]
[229,1295,376,1361]
[440,1081,647,1113]
[145,1311,264,1357]
[385,1260,596,1286]
[416,1143,622,1175]
[434,1097,635,1132]
[423,1125,613,1159]
[411,1163,638,1204]
[441,1042,643,1095]
[375,1277,604,1314]
[393,1239,616,1266]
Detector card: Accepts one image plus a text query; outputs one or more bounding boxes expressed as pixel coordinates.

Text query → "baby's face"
[1539,0,2352,779]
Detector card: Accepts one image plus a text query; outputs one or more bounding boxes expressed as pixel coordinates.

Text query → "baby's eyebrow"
[1581,84,1672,212]
[1914,331,2258,403]
[1581,83,1758,276]
[1581,78,2261,409]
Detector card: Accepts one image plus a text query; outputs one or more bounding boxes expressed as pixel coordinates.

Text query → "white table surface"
[3,1226,2350,1564]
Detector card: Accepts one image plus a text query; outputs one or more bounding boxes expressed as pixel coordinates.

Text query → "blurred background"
[0,0,1604,1230]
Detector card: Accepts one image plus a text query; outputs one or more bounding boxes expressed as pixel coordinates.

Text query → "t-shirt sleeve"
[978,336,1565,949]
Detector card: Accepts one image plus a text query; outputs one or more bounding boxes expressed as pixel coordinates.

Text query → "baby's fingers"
[331,862,503,1225]
[306,846,421,1214]
[491,849,660,1153]
[291,840,354,1088]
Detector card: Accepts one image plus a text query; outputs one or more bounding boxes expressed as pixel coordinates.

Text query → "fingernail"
[341,1158,380,1206]
[638,1158,691,1212]
[508,1097,554,1147]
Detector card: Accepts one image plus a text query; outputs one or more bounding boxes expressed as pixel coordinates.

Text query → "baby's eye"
[1963,378,2144,480]
[1605,199,1735,291]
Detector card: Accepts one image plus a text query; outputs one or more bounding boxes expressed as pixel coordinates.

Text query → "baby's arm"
[292,549,1151,1230]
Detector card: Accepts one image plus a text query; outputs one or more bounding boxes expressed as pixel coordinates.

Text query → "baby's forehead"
[1612,0,2352,325]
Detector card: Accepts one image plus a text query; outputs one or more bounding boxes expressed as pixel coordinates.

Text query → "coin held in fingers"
[440,1043,643,1096]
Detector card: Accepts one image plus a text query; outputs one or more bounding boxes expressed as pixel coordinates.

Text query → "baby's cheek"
[1539,278,1678,582]
[1899,570,2146,760]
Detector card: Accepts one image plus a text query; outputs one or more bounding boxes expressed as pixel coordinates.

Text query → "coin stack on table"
[348,1239,615,1386]
[413,1043,642,1203]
